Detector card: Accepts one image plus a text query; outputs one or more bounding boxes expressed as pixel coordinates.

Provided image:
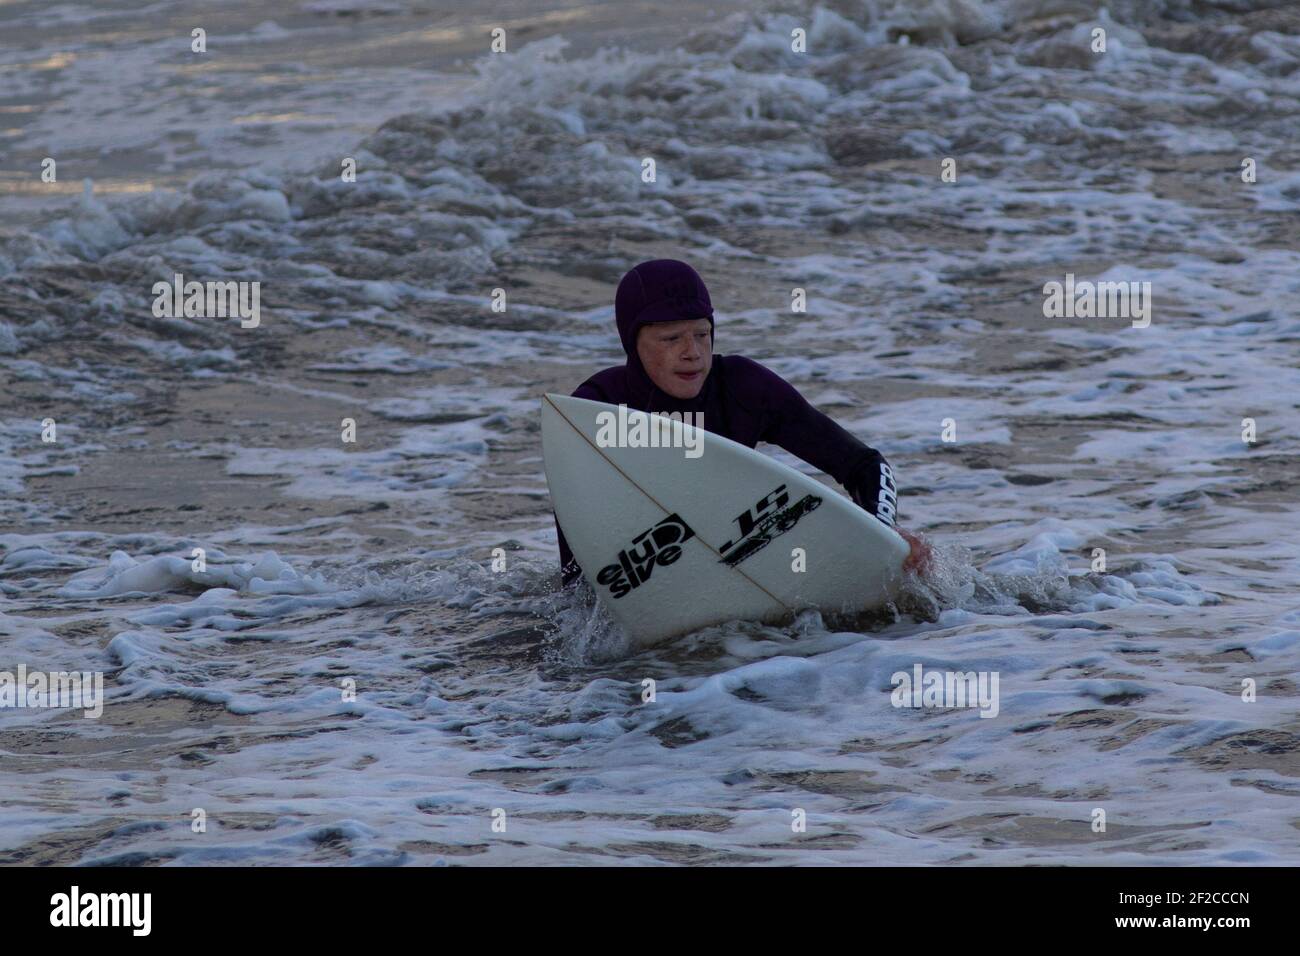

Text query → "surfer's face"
[636,318,712,399]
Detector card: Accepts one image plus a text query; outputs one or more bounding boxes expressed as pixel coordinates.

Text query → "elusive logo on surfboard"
[597,514,696,598]
[719,484,822,567]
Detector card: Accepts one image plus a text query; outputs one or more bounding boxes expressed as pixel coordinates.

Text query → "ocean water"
[1,0,1298,865]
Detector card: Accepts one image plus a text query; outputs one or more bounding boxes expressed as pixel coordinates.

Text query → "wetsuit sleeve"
[843,453,899,528]
[554,379,610,587]
[736,357,900,528]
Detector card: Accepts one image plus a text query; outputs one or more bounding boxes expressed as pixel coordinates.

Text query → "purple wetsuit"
[555,259,898,586]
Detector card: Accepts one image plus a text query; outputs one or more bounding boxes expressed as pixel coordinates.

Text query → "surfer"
[556,258,932,586]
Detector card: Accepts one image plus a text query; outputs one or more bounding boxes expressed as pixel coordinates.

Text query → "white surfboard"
[541,393,908,647]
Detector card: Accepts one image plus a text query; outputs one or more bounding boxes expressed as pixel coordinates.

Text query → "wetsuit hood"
[614,259,715,409]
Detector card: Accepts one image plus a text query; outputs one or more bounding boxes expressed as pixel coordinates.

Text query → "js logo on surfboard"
[598,514,696,598]
[719,484,822,567]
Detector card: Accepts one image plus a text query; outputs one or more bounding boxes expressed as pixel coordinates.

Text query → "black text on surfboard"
[719,485,822,566]
[597,514,696,598]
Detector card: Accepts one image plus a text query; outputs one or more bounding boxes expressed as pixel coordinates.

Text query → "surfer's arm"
[733,357,900,527]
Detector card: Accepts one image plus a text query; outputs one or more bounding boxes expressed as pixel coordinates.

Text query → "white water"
[1,0,1298,864]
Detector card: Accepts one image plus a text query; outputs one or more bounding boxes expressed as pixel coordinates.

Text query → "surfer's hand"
[898,528,933,575]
